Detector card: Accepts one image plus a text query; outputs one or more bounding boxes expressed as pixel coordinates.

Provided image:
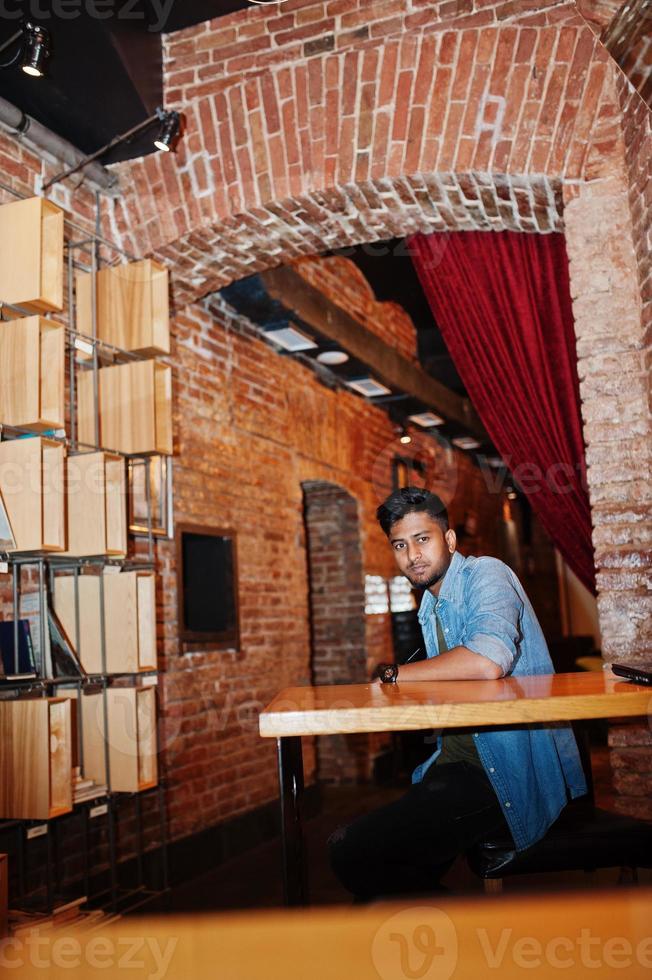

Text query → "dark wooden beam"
[261,265,488,441]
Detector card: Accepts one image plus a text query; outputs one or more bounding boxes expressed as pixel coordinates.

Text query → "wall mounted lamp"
[0,21,50,77]
[42,107,182,190]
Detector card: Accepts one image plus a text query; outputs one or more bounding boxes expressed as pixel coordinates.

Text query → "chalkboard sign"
[177,524,239,647]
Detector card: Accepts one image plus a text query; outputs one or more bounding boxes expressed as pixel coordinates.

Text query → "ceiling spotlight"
[346,377,392,398]
[265,325,317,352]
[409,411,445,428]
[316,350,349,366]
[154,110,181,153]
[452,436,481,451]
[21,22,50,77]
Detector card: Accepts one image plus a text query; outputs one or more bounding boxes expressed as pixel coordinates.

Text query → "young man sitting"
[329,487,587,900]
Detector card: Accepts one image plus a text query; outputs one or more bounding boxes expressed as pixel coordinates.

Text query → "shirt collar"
[417,551,464,624]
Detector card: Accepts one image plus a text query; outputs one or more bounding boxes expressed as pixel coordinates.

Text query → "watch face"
[380,664,398,683]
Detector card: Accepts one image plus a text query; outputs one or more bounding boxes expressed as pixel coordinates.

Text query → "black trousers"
[328,761,512,900]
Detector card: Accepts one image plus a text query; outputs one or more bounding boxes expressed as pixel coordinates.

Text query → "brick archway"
[106,23,618,308]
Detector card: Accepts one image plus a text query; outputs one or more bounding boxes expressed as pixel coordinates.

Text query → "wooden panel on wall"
[54,572,139,674]
[137,572,157,669]
[137,688,158,789]
[77,361,172,456]
[0,699,72,820]
[80,688,157,793]
[0,197,64,315]
[0,316,65,430]
[0,854,7,939]
[105,454,127,554]
[75,258,170,355]
[0,436,65,552]
[65,451,126,557]
[41,439,66,551]
[49,699,73,817]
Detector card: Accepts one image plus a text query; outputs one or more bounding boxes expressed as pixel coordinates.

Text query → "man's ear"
[445,528,457,554]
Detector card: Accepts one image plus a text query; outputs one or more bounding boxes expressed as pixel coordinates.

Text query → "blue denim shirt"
[413,551,587,851]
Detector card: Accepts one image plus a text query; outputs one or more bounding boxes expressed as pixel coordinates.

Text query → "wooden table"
[18,888,652,979]
[259,672,651,905]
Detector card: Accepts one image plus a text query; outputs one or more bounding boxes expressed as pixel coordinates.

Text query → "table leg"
[277,736,308,906]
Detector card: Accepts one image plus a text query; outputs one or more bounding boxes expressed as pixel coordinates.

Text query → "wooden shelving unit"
[0,316,65,431]
[0,436,66,553]
[0,193,171,916]
[64,451,127,557]
[0,698,73,820]
[0,197,64,316]
[76,258,170,356]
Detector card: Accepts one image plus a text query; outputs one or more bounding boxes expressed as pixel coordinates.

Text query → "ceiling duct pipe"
[0,95,118,194]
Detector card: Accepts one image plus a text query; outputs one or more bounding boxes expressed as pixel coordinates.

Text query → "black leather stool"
[467,724,652,893]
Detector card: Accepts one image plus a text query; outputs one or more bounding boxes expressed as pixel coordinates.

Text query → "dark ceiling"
[0,0,250,162]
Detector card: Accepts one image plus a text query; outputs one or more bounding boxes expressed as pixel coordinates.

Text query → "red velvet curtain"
[409,230,595,594]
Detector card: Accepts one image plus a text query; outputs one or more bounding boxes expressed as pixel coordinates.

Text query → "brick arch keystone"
[105,23,619,309]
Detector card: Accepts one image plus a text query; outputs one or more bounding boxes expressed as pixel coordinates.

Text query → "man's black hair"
[376,486,449,536]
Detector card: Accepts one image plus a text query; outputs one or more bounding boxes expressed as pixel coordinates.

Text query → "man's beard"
[405,555,452,590]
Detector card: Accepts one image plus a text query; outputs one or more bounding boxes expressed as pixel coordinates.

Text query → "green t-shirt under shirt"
[432,605,482,769]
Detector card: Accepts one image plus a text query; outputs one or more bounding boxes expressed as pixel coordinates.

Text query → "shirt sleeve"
[461,560,523,676]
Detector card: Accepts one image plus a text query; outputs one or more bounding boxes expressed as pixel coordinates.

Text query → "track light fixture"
[0,21,50,77]
[21,22,50,77]
[42,105,184,191]
[154,110,181,153]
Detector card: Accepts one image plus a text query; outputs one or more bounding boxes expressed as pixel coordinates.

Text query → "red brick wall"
[303,481,371,782]
[601,76,652,821]
[163,0,584,106]
[294,255,419,360]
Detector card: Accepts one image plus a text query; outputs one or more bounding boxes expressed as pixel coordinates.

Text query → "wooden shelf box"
[0,316,65,431]
[0,436,66,552]
[0,197,64,316]
[76,258,170,356]
[0,698,72,820]
[65,451,127,557]
[54,570,157,674]
[77,360,172,456]
[80,687,158,793]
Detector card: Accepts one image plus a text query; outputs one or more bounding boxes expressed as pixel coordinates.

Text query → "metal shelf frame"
[0,214,171,916]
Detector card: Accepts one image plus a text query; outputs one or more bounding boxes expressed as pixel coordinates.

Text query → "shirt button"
[489,767,495,773]
[473,733,479,738]
[504,801,511,808]
[445,628,449,633]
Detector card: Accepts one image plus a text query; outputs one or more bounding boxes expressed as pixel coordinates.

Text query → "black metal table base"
[277,736,308,906]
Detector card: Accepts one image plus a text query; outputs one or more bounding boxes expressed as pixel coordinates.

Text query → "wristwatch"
[376,663,399,684]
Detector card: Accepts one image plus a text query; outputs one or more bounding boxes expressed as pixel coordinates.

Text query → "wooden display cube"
[54,570,157,674]
[0,436,66,552]
[80,687,158,793]
[0,197,64,315]
[65,451,127,557]
[77,360,172,456]
[76,259,170,355]
[0,698,72,820]
[0,316,65,431]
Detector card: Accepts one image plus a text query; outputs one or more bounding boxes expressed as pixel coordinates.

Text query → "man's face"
[388,511,456,593]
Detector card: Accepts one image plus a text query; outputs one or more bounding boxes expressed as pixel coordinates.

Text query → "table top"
[259,671,651,737]
[22,888,652,979]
